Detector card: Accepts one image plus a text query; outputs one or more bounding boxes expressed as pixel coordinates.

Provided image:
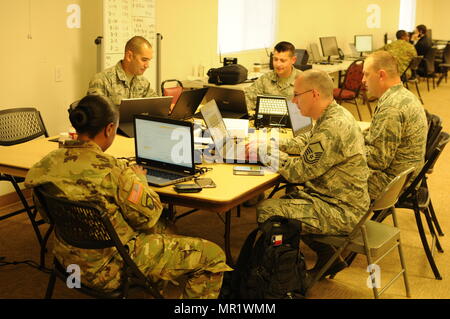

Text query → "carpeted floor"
[1,78,449,299]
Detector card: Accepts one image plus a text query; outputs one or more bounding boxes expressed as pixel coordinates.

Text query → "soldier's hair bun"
[69,106,91,130]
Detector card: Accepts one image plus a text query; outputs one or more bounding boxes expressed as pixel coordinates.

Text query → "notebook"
[169,88,208,120]
[287,101,313,137]
[133,115,196,187]
[198,87,248,119]
[118,96,172,138]
[201,100,259,164]
[254,95,291,129]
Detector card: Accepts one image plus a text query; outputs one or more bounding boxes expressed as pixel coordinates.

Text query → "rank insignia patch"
[303,142,324,164]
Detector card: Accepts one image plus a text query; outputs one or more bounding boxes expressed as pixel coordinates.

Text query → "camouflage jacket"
[381,40,417,77]
[87,61,158,106]
[244,67,303,113]
[364,84,427,200]
[25,141,163,289]
[261,101,370,224]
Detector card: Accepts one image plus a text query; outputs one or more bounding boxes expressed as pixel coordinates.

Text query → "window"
[398,0,416,32]
[217,0,276,54]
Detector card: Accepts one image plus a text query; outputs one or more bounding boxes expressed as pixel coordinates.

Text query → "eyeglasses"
[293,89,313,98]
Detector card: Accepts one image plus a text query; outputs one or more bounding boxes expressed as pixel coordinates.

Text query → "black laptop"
[169,88,208,120]
[197,87,248,119]
[254,95,291,129]
[118,96,172,138]
[134,115,197,187]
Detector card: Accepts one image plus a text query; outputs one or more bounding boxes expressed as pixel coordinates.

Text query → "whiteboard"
[102,0,156,85]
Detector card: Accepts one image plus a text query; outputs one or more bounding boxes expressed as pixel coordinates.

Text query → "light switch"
[55,66,63,82]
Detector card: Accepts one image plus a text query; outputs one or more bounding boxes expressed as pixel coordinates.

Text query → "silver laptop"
[118,96,172,138]
[201,100,259,164]
[287,101,313,137]
[133,114,196,187]
[310,43,326,63]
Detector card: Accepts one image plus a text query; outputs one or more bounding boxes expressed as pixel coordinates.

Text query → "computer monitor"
[319,36,339,62]
[354,35,373,56]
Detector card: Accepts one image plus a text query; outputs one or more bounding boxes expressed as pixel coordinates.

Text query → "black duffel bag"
[207,64,248,85]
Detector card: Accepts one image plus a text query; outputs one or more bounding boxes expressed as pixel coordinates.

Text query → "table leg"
[224,210,234,266]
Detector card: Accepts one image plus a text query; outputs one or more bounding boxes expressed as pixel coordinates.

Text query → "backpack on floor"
[221,216,308,299]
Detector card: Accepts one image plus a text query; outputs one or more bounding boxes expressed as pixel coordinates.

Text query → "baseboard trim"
[0,189,32,208]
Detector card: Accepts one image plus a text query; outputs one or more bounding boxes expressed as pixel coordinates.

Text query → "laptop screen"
[134,115,195,171]
[287,101,312,137]
[203,87,247,114]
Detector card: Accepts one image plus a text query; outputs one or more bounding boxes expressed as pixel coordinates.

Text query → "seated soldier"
[25,94,232,298]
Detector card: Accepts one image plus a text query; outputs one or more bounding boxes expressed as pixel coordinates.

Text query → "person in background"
[250,69,370,281]
[362,51,427,201]
[244,41,303,114]
[25,94,232,299]
[411,24,433,76]
[379,30,417,79]
[87,36,159,107]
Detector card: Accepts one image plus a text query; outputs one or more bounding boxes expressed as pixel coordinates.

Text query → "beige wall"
[417,0,450,40]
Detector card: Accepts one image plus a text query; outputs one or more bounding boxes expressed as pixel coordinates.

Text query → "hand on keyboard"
[131,165,147,176]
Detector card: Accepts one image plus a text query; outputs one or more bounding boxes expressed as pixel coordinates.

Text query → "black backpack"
[207,64,248,85]
[221,216,308,299]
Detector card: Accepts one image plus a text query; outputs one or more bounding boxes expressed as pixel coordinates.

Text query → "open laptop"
[118,96,172,138]
[133,114,197,187]
[254,95,291,129]
[169,88,208,120]
[199,87,248,119]
[287,101,313,137]
[201,100,259,164]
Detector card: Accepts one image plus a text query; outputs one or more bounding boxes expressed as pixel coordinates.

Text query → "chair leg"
[45,268,57,299]
[40,224,54,269]
[396,237,411,298]
[414,81,424,105]
[414,209,442,279]
[354,100,362,121]
[426,78,430,91]
[428,199,444,236]
[423,207,444,253]
[360,225,379,299]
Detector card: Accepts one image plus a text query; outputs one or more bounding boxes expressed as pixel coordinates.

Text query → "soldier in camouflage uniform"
[362,51,427,201]
[244,41,303,114]
[25,95,231,298]
[379,30,417,78]
[87,36,159,106]
[253,70,370,278]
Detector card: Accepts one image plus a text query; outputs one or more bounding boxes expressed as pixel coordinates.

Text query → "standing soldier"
[362,51,427,200]
[25,95,232,298]
[250,69,370,280]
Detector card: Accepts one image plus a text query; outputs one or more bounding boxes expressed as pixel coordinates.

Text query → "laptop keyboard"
[258,98,288,115]
[147,169,185,180]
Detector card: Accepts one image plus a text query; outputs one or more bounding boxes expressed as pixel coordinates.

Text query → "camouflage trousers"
[256,192,358,235]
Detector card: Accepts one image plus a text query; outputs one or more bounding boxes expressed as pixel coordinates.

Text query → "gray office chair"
[307,167,415,298]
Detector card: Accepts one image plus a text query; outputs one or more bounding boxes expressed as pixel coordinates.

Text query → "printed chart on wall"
[103,0,156,84]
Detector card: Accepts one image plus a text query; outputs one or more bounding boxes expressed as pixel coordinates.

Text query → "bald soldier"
[244,41,303,114]
[25,95,231,298]
[362,51,427,200]
[87,36,159,106]
[252,69,370,279]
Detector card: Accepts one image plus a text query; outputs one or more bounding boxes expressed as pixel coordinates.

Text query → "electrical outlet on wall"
[55,66,63,82]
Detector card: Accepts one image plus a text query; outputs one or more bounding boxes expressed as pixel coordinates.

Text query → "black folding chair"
[34,187,163,299]
[0,107,49,266]
[401,56,424,104]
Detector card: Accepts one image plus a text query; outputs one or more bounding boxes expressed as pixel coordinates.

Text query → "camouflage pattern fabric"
[364,84,427,201]
[87,61,158,106]
[257,101,370,235]
[244,68,303,113]
[25,140,231,298]
[380,40,417,78]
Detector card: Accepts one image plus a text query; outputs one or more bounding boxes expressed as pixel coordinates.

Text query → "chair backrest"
[347,167,415,240]
[425,111,443,161]
[342,59,364,92]
[161,79,184,105]
[400,131,450,201]
[401,56,423,81]
[34,186,163,298]
[423,48,437,74]
[443,43,450,64]
[0,107,48,146]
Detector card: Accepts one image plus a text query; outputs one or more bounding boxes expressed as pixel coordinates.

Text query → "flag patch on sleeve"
[127,182,144,204]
